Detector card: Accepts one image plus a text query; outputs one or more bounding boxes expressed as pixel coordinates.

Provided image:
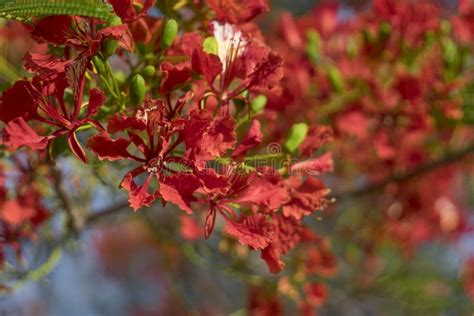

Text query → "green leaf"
[0,54,20,82]
[203,36,218,55]
[251,95,267,114]
[306,29,321,62]
[0,0,117,24]
[284,122,308,153]
[327,66,344,92]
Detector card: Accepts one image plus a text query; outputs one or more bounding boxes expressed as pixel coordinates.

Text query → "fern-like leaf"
[0,0,118,24]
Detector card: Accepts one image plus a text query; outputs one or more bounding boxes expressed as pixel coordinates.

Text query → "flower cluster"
[268,0,473,249]
[0,0,333,280]
[1,0,474,314]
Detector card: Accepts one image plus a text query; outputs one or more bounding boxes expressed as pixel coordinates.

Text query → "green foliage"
[0,0,117,23]
[327,66,344,92]
[203,36,218,55]
[284,122,308,153]
[306,29,321,63]
[251,95,267,114]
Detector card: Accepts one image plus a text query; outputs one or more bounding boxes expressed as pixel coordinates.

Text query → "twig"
[85,200,130,226]
[48,165,78,234]
[333,142,474,200]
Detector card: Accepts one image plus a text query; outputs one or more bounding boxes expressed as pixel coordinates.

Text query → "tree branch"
[48,165,79,234]
[85,200,130,227]
[332,143,474,200]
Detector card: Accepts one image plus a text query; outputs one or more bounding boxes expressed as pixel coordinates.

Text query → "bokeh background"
[1,0,474,315]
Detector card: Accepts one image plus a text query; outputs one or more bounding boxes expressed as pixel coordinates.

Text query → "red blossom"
[261,215,302,273]
[1,200,37,226]
[108,0,156,23]
[282,177,330,220]
[225,213,274,249]
[180,215,202,241]
[159,174,200,214]
[160,62,192,94]
[87,133,132,161]
[232,119,263,158]
[0,80,41,123]
[206,0,269,24]
[2,117,48,150]
[184,110,236,163]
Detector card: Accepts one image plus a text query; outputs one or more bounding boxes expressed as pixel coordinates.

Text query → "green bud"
[306,29,321,62]
[443,39,458,65]
[441,20,451,35]
[102,16,122,57]
[115,71,127,86]
[251,95,267,114]
[161,19,178,49]
[327,66,344,92]
[363,28,376,44]
[425,30,436,45]
[203,36,218,55]
[92,56,106,75]
[379,22,391,39]
[347,38,359,58]
[284,123,309,153]
[130,74,146,106]
[142,65,156,78]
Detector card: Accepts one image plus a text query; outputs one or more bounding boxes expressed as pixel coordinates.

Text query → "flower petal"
[87,133,132,161]
[159,174,200,214]
[0,80,39,123]
[225,214,274,249]
[2,117,48,150]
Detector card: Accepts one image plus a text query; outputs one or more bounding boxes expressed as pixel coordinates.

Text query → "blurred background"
[1,0,474,315]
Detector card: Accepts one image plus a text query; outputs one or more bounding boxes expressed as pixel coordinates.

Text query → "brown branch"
[332,142,474,200]
[85,200,130,227]
[48,165,79,234]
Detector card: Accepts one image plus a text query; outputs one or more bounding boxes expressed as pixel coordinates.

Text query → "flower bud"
[161,19,178,50]
[142,65,156,78]
[327,66,344,92]
[92,56,106,75]
[306,29,320,63]
[102,16,122,57]
[130,74,146,106]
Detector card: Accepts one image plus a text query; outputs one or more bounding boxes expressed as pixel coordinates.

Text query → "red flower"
[183,110,237,165]
[303,283,328,307]
[108,0,156,23]
[232,119,263,159]
[1,80,106,162]
[206,0,269,24]
[160,62,192,95]
[282,177,330,220]
[88,100,200,211]
[180,215,202,241]
[225,213,274,249]
[182,23,283,102]
[261,215,301,273]
[289,153,334,176]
